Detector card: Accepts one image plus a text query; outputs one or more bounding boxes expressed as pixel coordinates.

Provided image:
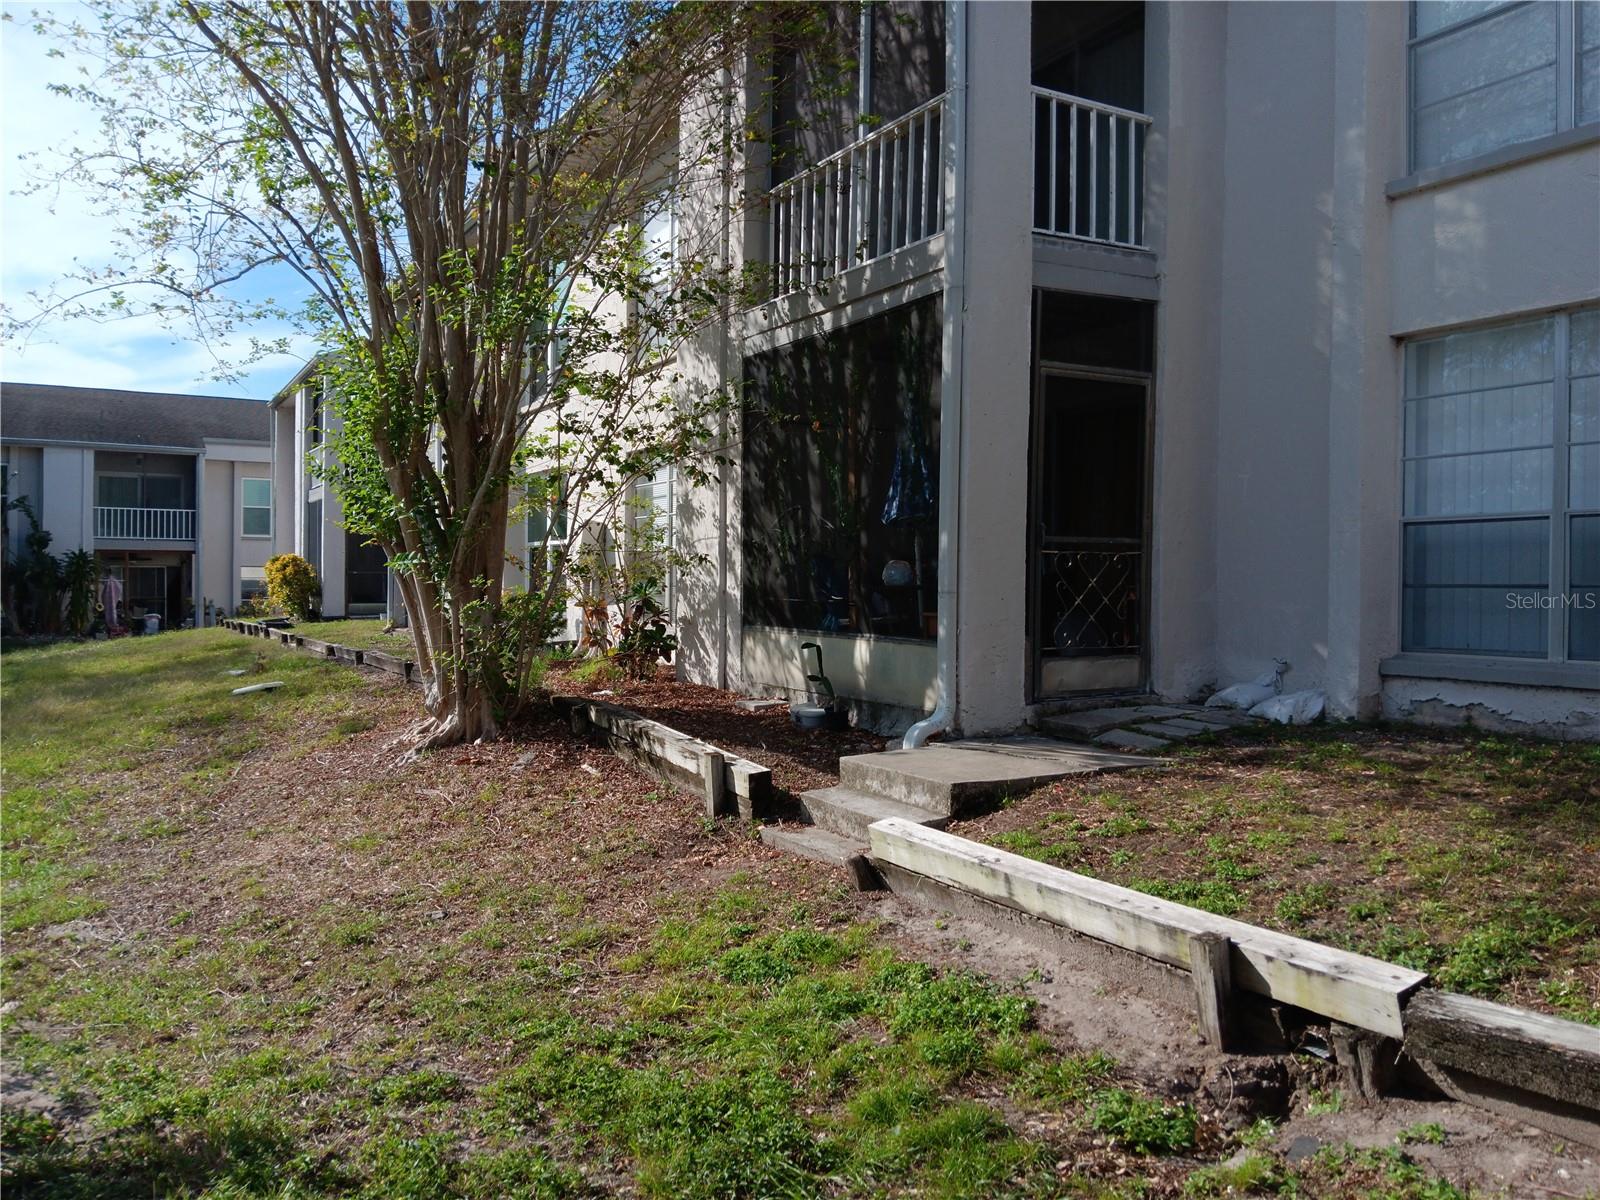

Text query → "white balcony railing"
[1032,87,1151,249]
[770,93,946,297]
[95,506,195,541]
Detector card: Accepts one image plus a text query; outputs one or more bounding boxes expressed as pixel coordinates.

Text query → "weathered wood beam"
[868,818,1427,1037]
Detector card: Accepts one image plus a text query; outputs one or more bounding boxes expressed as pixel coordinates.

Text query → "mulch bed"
[549,665,889,795]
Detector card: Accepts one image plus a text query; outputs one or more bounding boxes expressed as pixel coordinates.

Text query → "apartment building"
[0,382,275,624]
[646,0,1599,741]
[174,1,1594,740]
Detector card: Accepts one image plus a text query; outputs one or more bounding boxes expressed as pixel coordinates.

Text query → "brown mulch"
[549,665,889,795]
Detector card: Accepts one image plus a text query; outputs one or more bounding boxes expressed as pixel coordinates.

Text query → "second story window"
[527,471,568,583]
[1410,0,1599,171]
[242,478,272,537]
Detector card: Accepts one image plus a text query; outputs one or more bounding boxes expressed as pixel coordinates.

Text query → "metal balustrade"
[95,506,196,541]
[1032,87,1152,248]
[769,94,946,296]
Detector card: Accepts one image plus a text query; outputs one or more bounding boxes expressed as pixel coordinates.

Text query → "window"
[526,472,569,582]
[1401,307,1599,661]
[629,467,676,609]
[308,381,325,446]
[242,478,272,538]
[638,200,677,352]
[239,566,267,607]
[96,473,184,508]
[97,474,142,508]
[1410,1,1598,171]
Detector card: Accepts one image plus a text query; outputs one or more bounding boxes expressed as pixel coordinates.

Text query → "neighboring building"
[31,3,1591,742]
[269,362,393,619]
[0,382,274,625]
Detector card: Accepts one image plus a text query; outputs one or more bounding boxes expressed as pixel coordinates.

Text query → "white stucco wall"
[1389,142,1600,338]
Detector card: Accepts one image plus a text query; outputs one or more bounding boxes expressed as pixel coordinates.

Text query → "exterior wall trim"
[1385,124,1600,200]
[1379,653,1600,691]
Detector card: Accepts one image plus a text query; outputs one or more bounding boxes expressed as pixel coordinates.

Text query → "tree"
[15,2,823,749]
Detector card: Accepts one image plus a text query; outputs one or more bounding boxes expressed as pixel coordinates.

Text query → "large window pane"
[1404,319,1554,517]
[1414,0,1512,39]
[242,478,271,509]
[1571,514,1600,660]
[242,507,271,538]
[1582,1,1600,124]
[1402,518,1549,655]
[97,475,140,507]
[1412,2,1558,167]
[1405,448,1552,516]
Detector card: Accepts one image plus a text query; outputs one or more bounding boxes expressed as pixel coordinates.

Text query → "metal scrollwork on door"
[1045,548,1141,655]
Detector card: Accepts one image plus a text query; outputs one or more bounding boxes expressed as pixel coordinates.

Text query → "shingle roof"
[0,382,270,449]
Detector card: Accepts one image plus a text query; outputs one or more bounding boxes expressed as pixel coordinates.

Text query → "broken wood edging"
[865,815,1600,1146]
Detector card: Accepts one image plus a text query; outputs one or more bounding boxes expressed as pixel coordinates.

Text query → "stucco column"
[1325,0,1405,719]
[952,0,1033,735]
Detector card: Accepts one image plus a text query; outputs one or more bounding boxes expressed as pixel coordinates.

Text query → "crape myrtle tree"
[17,1,839,750]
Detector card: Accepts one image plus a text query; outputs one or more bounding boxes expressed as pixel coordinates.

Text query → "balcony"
[1031,87,1151,249]
[95,506,195,542]
[769,94,947,297]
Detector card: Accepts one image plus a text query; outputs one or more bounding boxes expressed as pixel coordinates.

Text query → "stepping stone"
[1135,721,1204,739]
[1095,729,1169,752]
[1154,718,1217,734]
[1130,705,1193,719]
[1042,707,1146,737]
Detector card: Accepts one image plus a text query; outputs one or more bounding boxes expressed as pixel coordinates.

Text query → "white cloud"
[0,5,313,399]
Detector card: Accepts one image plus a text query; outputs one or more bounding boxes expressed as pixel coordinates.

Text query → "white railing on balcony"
[1032,87,1152,249]
[95,506,195,541]
[770,94,946,297]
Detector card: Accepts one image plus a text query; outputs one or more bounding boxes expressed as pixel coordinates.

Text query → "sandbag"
[1249,689,1326,725]
[1205,659,1289,710]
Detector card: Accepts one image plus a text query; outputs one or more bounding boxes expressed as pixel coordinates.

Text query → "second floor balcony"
[767,85,1151,299]
[95,505,196,542]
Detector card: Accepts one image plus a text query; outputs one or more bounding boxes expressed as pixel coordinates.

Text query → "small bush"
[264,553,320,620]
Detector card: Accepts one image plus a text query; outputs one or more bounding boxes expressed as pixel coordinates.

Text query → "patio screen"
[742,294,941,642]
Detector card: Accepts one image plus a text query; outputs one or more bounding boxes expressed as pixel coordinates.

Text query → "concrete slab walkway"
[1040,702,1260,753]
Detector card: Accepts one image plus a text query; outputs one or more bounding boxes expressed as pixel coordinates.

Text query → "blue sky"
[1,4,315,400]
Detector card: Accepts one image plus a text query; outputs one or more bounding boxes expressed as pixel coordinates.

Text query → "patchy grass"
[290,618,416,655]
[0,634,1565,1197]
[3,631,1247,1198]
[966,723,1600,1020]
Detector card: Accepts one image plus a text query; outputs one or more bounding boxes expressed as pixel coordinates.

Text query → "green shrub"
[264,553,320,620]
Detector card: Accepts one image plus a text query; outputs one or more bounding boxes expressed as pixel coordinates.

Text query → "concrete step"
[796,786,949,843]
[757,824,880,890]
[838,739,1146,816]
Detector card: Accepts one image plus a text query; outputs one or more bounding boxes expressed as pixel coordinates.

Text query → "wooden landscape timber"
[868,817,1427,1038]
[555,695,772,819]
[1404,990,1600,1146]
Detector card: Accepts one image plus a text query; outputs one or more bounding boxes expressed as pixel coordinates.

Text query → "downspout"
[902,0,967,750]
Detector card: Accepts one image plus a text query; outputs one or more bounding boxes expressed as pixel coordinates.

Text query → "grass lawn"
[287,618,416,655]
[0,632,1574,1198]
[958,723,1600,1023]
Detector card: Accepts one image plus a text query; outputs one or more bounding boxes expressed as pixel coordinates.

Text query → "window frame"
[525,470,569,582]
[1408,0,1591,172]
[239,565,268,607]
[1399,305,1599,663]
[240,476,273,539]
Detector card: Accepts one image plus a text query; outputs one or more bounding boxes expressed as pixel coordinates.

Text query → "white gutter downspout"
[902,0,967,750]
